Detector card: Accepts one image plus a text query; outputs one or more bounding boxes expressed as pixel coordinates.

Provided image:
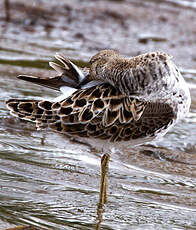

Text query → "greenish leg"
[98,153,110,208]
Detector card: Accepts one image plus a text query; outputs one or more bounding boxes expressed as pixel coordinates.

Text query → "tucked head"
[89,50,119,65]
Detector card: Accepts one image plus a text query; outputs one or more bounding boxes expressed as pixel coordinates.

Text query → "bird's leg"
[95,153,110,229]
[4,0,10,21]
[98,153,110,208]
[40,131,46,145]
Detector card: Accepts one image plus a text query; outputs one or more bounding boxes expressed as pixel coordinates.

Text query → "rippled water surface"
[0,0,196,229]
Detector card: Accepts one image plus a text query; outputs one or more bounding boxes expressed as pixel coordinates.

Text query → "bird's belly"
[77,135,158,154]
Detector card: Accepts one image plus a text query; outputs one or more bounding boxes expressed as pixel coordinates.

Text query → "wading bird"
[6,50,191,207]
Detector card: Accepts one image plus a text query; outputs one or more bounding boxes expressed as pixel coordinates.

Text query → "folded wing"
[6,83,175,142]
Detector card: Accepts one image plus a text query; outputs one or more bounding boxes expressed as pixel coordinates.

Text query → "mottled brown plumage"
[7,82,175,144]
[6,50,190,148]
[6,50,191,207]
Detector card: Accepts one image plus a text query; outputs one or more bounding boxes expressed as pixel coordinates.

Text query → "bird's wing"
[6,83,175,142]
[18,53,90,91]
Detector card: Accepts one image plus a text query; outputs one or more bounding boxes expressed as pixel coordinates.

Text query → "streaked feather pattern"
[6,49,190,147]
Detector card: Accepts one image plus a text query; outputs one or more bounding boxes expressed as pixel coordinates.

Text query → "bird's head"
[89,50,119,65]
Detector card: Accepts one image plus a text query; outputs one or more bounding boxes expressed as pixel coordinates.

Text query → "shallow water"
[0,0,196,229]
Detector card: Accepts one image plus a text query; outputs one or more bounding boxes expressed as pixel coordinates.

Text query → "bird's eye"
[90,57,99,64]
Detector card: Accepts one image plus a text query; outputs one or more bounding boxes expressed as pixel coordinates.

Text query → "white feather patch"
[69,61,85,82]
[53,86,77,102]
[81,80,102,89]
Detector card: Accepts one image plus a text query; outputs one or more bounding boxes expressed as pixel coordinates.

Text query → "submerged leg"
[4,0,10,21]
[98,153,110,208]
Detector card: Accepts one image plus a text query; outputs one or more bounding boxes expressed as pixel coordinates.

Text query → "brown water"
[0,0,196,229]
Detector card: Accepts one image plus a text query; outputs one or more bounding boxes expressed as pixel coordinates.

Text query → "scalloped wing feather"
[6,83,174,142]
